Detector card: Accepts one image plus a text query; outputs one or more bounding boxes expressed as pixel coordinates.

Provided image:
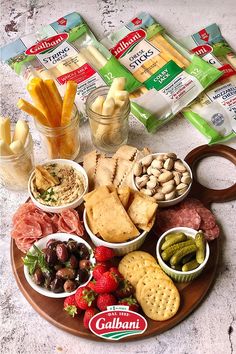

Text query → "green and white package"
[0,12,140,121]
[101,12,222,132]
[180,23,236,144]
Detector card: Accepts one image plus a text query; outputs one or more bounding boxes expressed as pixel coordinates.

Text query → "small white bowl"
[24,233,95,298]
[132,153,192,208]
[156,227,210,282]
[83,210,148,256]
[28,159,88,213]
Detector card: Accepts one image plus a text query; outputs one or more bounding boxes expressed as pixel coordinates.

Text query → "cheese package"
[101,12,222,132]
[0,13,140,122]
[180,24,236,144]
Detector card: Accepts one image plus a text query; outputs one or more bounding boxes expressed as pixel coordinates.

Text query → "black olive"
[67,240,78,254]
[64,280,77,292]
[33,268,45,285]
[56,243,69,262]
[79,259,91,270]
[67,255,79,269]
[46,239,57,248]
[45,248,57,266]
[50,278,65,293]
[54,264,63,271]
[78,243,90,260]
[76,269,89,285]
[44,273,55,290]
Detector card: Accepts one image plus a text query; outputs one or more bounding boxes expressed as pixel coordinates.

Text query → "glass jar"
[86,86,130,153]
[35,106,80,160]
[0,134,34,191]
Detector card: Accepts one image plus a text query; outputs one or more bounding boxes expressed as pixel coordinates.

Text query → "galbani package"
[180,24,236,144]
[101,12,222,132]
[0,12,140,121]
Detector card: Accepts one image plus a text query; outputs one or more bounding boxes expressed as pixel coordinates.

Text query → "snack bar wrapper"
[101,12,222,132]
[180,24,236,144]
[0,12,140,122]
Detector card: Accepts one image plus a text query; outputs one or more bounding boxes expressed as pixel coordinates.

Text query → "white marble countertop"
[0,1,236,353]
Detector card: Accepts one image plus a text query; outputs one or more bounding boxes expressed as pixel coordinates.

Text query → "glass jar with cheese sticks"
[0,118,34,190]
[86,79,130,153]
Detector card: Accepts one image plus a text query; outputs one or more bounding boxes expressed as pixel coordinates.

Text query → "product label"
[144,60,182,90]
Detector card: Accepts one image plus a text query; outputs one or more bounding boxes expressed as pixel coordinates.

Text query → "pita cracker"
[113,145,138,161]
[113,158,134,187]
[117,186,131,209]
[94,157,117,187]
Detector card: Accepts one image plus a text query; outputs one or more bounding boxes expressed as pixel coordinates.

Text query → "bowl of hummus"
[28,159,88,213]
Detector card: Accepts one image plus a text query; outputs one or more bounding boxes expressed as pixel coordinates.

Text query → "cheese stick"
[44,80,63,125]
[56,60,72,74]
[13,120,29,146]
[87,45,107,67]
[91,96,105,114]
[114,91,129,102]
[107,77,126,100]
[17,99,49,126]
[0,140,13,156]
[10,140,24,155]
[70,53,87,70]
[61,81,77,126]
[0,117,11,145]
[102,97,115,115]
[27,79,52,124]
[80,48,103,70]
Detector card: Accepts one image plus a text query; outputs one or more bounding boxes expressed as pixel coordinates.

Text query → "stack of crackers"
[118,251,180,321]
[83,186,158,243]
[83,145,150,190]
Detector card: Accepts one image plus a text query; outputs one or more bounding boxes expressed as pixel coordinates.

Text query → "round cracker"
[140,278,180,321]
[118,251,158,287]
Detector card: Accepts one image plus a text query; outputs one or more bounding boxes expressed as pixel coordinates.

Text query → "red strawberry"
[94,271,119,294]
[63,295,81,317]
[93,263,109,280]
[87,280,97,292]
[118,296,139,312]
[109,267,123,280]
[83,308,98,329]
[115,279,134,299]
[75,286,97,310]
[94,246,115,262]
[97,293,117,311]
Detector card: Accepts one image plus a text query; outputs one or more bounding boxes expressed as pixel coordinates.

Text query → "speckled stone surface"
[0,1,236,353]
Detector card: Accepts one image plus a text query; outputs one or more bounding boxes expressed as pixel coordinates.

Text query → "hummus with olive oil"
[31,163,85,206]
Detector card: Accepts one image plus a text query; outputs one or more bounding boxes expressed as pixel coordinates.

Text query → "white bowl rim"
[132,152,193,204]
[83,209,148,247]
[156,227,210,275]
[28,159,89,211]
[23,232,95,298]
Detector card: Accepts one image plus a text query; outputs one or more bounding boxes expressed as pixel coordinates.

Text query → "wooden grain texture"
[10,144,236,342]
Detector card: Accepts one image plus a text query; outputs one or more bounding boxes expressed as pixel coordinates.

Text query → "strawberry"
[83,308,98,329]
[94,246,115,262]
[115,279,134,299]
[63,294,81,317]
[75,286,97,310]
[87,280,97,292]
[97,293,117,311]
[93,263,109,280]
[118,296,139,312]
[94,271,119,294]
[109,266,123,280]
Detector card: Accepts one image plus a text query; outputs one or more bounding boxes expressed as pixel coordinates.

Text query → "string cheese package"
[0,12,140,122]
[101,12,222,132]
[179,24,236,144]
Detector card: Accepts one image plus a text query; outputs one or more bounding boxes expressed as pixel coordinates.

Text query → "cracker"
[139,278,180,321]
[117,186,131,209]
[113,158,134,187]
[83,150,98,189]
[94,157,117,187]
[113,145,138,161]
[92,192,139,243]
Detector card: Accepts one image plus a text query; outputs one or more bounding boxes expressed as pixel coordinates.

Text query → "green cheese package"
[101,12,222,132]
[0,12,140,122]
[180,24,236,144]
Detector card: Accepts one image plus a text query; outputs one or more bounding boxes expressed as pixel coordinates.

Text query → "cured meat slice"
[173,208,201,230]
[58,209,84,236]
[197,207,216,230]
[204,224,220,241]
[12,202,38,225]
[179,198,204,210]
[12,219,42,239]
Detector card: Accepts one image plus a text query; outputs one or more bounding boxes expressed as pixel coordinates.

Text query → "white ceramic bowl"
[156,227,210,282]
[132,153,192,208]
[83,210,148,256]
[24,233,95,298]
[28,159,88,213]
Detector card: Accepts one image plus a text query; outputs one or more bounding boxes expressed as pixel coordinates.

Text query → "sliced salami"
[174,208,201,230]
[197,207,216,230]
[204,224,220,240]
[179,198,204,210]
[58,209,84,236]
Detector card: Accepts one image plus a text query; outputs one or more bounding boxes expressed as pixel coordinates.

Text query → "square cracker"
[113,158,134,187]
[113,145,138,161]
[117,186,131,209]
[92,192,139,243]
[94,157,117,187]
[127,191,158,231]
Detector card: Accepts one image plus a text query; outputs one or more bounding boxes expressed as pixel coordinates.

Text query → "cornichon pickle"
[182,259,200,272]
[164,232,186,242]
[161,233,187,250]
[161,239,195,261]
[195,232,206,264]
[182,252,195,264]
[170,244,197,266]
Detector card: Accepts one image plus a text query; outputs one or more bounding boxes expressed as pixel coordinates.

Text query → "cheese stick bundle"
[179,24,236,144]
[1,12,140,123]
[101,12,223,132]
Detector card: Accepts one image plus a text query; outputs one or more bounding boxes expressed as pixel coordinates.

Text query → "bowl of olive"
[23,233,95,298]
[156,227,210,282]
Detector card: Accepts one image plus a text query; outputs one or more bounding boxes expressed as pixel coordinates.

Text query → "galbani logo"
[25,33,68,55]
[110,30,146,59]
[89,306,147,340]
[192,44,212,57]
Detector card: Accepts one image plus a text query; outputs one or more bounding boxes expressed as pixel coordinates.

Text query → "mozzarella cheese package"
[180,23,236,144]
[0,12,140,122]
[101,12,222,132]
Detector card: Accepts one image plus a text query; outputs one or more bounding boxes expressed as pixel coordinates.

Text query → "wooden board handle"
[184,144,236,205]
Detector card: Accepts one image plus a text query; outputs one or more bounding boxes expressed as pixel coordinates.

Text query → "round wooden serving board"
[11,144,236,342]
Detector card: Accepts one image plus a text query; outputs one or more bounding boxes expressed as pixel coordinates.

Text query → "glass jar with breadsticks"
[86,78,130,153]
[17,78,80,160]
[0,117,34,190]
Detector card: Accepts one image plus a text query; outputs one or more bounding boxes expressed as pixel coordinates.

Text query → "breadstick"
[61,81,77,126]
[0,117,11,145]
[17,99,49,126]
